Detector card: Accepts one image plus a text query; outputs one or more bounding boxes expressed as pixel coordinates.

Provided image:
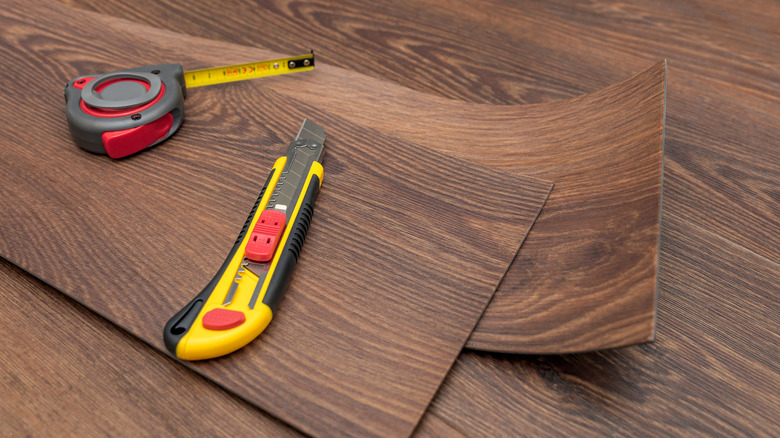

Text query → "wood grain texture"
[0,0,777,436]
[0,1,551,436]
[62,0,780,353]
[266,61,666,352]
[0,256,469,438]
[422,213,780,437]
[0,259,300,437]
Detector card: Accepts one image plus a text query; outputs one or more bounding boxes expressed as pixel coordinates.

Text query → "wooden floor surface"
[2,0,778,436]
[0,1,554,436]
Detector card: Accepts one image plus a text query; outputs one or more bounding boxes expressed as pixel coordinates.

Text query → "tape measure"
[63,52,315,159]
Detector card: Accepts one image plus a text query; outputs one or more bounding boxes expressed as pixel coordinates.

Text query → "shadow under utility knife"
[164,119,326,360]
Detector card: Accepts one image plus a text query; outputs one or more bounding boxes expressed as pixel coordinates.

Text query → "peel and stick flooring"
[62,3,669,355]
[1,0,778,436]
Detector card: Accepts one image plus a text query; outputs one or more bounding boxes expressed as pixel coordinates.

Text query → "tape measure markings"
[184,52,315,88]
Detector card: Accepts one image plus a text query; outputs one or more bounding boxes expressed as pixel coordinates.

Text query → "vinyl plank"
[51,0,669,353]
[215,58,668,353]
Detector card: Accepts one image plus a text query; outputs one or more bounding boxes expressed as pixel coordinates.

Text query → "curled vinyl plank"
[8,0,662,355]
[262,61,667,353]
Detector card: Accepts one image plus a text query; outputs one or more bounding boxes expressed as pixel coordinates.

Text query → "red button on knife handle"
[202,308,246,331]
[245,209,287,262]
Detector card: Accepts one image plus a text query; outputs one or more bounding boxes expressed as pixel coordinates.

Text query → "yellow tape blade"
[184,52,314,88]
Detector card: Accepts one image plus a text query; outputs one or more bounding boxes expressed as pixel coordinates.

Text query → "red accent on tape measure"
[202,308,246,331]
[245,209,287,262]
[93,77,150,94]
[79,83,166,118]
[73,77,95,90]
[101,112,174,159]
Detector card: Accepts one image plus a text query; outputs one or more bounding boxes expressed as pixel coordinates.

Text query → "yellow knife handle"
[163,124,324,360]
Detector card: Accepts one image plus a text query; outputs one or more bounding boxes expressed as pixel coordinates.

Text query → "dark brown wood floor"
[0,1,557,434]
[2,0,778,436]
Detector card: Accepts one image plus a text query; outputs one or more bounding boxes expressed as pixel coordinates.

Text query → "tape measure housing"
[64,63,185,159]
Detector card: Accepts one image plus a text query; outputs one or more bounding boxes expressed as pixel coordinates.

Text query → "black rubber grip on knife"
[262,174,320,314]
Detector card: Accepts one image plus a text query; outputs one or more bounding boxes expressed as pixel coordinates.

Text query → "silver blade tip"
[296,118,326,144]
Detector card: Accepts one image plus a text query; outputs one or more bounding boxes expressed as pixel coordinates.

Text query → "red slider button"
[101,112,173,158]
[202,308,246,331]
[245,209,287,262]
